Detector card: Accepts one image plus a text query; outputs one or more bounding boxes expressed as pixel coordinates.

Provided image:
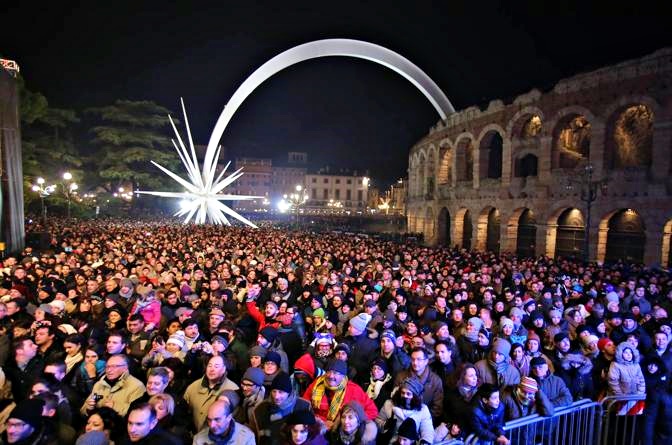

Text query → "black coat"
[345,331,379,381]
[643,386,672,445]
[4,355,45,402]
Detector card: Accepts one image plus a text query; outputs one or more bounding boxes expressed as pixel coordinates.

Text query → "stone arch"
[549,207,586,259]
[605,103,655,170]
[598,208,646,263]
[506,106,546,138]
[454,133,475,184]
[477,125,505,180]
[454,208,473,250]
[205,39,456,169]
[477,206,501,253]
[508,207,537,258]
[437,138,454,185]
[662,219,672,267]
[551,108,594,169]
[437,207,451,247]
[515,153,538,177]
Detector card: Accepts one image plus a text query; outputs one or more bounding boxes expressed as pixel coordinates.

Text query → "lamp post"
[566,164,608,263]
[62,172,78,218]
[279,184,308,228]
[31,177,56,226]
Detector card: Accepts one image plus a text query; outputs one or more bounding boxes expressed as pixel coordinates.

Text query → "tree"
[85,100,180,193]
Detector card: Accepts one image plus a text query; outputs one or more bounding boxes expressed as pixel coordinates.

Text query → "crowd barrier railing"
[462,399,602,445]
[598,394,646,445]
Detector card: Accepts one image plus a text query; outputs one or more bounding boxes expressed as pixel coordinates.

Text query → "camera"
[92,393,103,402]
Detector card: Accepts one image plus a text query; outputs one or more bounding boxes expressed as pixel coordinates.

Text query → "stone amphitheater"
[406,48,672,266]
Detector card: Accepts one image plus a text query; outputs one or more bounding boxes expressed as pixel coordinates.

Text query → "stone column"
[538,135,553,183]
[502,139,513,188]
[651,120,672,182]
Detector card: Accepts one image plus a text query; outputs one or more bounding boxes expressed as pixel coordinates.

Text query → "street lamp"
[566,164,609,263]
[31,177,56,225]
[62,172,78,218]
[281,185,309,227]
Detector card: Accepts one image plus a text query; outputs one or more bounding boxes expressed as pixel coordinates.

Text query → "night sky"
[1,1,669,187]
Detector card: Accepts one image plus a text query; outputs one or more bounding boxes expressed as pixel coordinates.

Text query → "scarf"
[339,429,358,445]
[488,358,510,386]
[311,374,348,421]
[80,359,106,379]
[65,352,83,374]
[242,387,265,421]
[366,373,392,400]
[208,421,236,444]
[458,384,478,402]
[269,390,297,422]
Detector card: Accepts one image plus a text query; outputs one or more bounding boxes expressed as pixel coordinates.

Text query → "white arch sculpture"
[203,38,455,177]
[141,39,454,226]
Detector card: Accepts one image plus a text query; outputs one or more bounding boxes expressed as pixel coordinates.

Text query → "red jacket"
[303,378,378,422]
[246,301,281,332]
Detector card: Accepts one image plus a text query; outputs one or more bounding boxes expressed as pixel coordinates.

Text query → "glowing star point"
[137,99,261,228]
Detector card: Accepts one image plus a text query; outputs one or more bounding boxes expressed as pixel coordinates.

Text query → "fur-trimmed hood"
[615,342,641,365]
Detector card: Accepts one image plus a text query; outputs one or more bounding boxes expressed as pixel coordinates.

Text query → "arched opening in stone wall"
[602,209,646,264]
[662,219,672,268]
[478,207,501,254]
[456,138,474,183]
[552,114,591,169]
[438,143,453,184]
[515,153,538,177]
[479,131,503,180]
[606,104,654,169]
[455,208,473,250]
[555,208,585,259]
[516,209,537,258]
[437,207,451,247]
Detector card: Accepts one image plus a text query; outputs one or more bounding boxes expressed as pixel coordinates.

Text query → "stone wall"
[407,48,672,265]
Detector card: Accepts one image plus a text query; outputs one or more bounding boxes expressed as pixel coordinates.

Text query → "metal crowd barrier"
[461,399,602,445]
[598,395,646,445]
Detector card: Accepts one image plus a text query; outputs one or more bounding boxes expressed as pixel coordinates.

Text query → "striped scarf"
[311,375,347,421]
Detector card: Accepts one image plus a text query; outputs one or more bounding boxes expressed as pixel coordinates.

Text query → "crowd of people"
[0,218,670,445]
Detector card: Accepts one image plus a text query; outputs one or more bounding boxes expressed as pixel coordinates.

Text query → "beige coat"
[80,372,146,416]
[184,376,239,430]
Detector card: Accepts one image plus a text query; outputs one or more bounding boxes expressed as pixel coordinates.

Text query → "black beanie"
[270,372,293,394]
[397,417,419,440]
[9,399,45,429]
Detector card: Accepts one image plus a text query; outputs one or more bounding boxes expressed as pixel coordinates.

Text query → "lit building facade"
[232,157,272,210]
[304,173,370,212]
[407,48,672,265]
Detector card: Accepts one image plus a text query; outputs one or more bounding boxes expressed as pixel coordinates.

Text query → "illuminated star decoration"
[136,99,261,227]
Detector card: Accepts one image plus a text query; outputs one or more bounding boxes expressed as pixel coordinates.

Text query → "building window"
[312,189,317,199]
[323,189,328,199]
[335,179,340,184]
[335,189,340,199]
[358,190,363,201]
[323,178,328,184]
[347,179,352,185]
[346,190,352,200]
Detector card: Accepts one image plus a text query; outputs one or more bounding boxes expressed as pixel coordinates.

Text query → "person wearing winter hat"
[500,375,553,422]
[366,357,394,410]
[252,372,311,445]
[457,317,484,364]
[581,334,601,358]
[333,343,351,362]
[76,430,110,445]
[376,378,434,445]
[396,417,420,444]
[280,410,326,445]
[475,338,521,387]
[344,312,378,380]
[530,356,573,410]
[6,399,53,444]
[525,331,554,373]
[303,358,378,428]
[377,329,411,378]
[257,326,289,373]
[248,345,268,368]
[233,367,266,426]
[262,351,283,391]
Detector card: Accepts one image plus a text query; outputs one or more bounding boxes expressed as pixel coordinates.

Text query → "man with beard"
[194,399,255,445]
[375,377,434,444]
[252,373,311,445]
[303,359,377,430]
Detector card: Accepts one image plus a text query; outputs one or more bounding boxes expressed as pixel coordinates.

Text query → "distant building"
[232,157,272,210]
[389,179,407,215]
[304,169,370,213]
[271,152,308,203]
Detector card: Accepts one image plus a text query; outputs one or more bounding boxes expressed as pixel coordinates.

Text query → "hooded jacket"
[607,342,646,396]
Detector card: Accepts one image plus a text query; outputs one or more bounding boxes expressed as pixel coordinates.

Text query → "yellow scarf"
[311,375,348,421]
